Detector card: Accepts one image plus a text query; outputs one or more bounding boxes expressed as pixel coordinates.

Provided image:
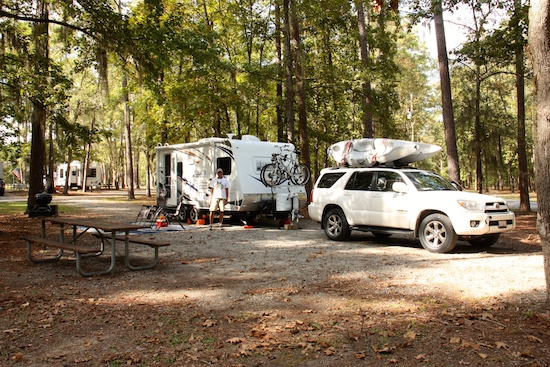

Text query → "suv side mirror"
[392,182,408,193]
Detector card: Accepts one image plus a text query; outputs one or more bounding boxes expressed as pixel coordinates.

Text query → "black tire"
[468,234,500,248]
[323,208,351,241]
[260,163,281,187]
[188,207,200,223]
[418,214,458,253]
[176,209,187,222]
[290,164,311,185]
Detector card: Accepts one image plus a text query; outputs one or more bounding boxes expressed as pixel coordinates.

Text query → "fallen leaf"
[373,345,394,354]
[226,337,244,344]
[495,342,509,349]
[404,331,416,340]
[461,340,481,351]
[354,352,366,359]
[481,312,494,320]
[450,337,461,344]
[477,352,488,359]
[203,319,215,327]
[324,347,337,356]
[415,354,426,360]
[526,335,543,343]
[389,358,399,363]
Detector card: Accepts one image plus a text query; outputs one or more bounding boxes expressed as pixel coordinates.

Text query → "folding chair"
[135,205,162,226]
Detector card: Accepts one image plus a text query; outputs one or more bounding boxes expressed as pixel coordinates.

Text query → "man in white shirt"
[209,168,230,230]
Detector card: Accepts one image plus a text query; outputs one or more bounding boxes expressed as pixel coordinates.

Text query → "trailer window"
[87,168,97,178]
[217,157,231,175]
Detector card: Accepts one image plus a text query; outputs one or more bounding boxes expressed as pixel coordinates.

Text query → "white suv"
[308,167,516,253]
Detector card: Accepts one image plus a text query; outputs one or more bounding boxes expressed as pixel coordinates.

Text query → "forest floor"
[0,190,548,367]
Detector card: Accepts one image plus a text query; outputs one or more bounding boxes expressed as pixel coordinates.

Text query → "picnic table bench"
[91,233,170,270]
[22,236,101,277]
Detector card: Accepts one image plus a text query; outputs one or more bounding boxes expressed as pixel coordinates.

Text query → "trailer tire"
[189,207,200,224]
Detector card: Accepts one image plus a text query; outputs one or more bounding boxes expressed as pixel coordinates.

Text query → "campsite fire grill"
[35,192,53,206]
[29,191,57,217]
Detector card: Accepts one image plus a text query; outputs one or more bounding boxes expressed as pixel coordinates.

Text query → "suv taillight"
[309,189,314,203]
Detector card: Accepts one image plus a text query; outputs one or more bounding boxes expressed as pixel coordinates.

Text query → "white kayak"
[327,138,442,167]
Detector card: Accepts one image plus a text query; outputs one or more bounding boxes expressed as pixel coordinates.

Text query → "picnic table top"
[43,217,149,232]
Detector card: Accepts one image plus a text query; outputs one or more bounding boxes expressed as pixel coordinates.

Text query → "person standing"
[209,168,230,230]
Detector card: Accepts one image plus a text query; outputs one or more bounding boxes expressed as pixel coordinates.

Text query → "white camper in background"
[55,161,102,189]
[155,135,308,223]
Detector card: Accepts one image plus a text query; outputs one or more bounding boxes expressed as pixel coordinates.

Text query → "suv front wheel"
[419,214,458,253]
[324,208,351,241]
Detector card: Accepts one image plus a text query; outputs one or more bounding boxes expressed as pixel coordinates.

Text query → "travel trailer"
[155,135,308,223]
[55,161,102,189]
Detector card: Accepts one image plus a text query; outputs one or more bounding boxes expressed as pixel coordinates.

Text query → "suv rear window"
[345,171,374,190]
[317,172,346,188]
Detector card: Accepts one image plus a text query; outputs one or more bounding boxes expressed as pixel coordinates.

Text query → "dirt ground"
[0,192,549,367]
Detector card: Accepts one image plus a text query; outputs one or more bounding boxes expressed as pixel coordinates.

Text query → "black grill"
[484,202,509,214]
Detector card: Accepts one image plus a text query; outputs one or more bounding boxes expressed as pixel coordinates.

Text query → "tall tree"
[355,0,374,138]
[283,0,295,142]
[433,0,460,184]
[289,0,311,191]
[512,0,530,211]
[529,0,550,302]
[27,0,49,211]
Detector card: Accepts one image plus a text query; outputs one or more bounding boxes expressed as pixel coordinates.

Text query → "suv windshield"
[403,171,457,191]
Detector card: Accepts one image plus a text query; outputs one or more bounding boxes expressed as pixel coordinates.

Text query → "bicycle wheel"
[260,163,282,187]
[290,164,310,185]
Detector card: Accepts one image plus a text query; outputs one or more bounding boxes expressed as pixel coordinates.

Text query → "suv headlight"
[457,200,484,212]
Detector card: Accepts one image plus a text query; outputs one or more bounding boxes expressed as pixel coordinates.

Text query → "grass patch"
[0,202,81,215]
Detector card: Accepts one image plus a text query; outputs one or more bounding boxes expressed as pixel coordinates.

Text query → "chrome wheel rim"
[327,214,343,237]
[424,220,447,248]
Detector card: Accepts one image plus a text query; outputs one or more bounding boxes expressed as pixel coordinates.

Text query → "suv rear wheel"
[419,214,458,253]
[324,208,351,241]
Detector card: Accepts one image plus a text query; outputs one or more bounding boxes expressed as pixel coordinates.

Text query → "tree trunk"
[283,0,295,143]
[82,114,95,193]
[433,0,461,184]
[47,126,55,193]
[529,0,550,303]
[146,150,152,198]
[515,0,531,212]
[275,1,284,142]
[289,0,312,193]
[355,0,374,138]
[475,64,483,193]
[27,0,49,212]
[122,73,135,199]
[63,155,72,195]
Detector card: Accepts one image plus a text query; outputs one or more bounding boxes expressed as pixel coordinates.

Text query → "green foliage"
[0,0,534,191]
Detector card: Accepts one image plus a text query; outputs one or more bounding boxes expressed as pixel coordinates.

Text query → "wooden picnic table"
[22,217,170,277]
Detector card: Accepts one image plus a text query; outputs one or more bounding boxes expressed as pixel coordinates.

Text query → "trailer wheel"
[189,207,200,223]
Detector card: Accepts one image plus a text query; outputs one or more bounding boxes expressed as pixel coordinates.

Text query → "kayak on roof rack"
[327,138,442,167]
